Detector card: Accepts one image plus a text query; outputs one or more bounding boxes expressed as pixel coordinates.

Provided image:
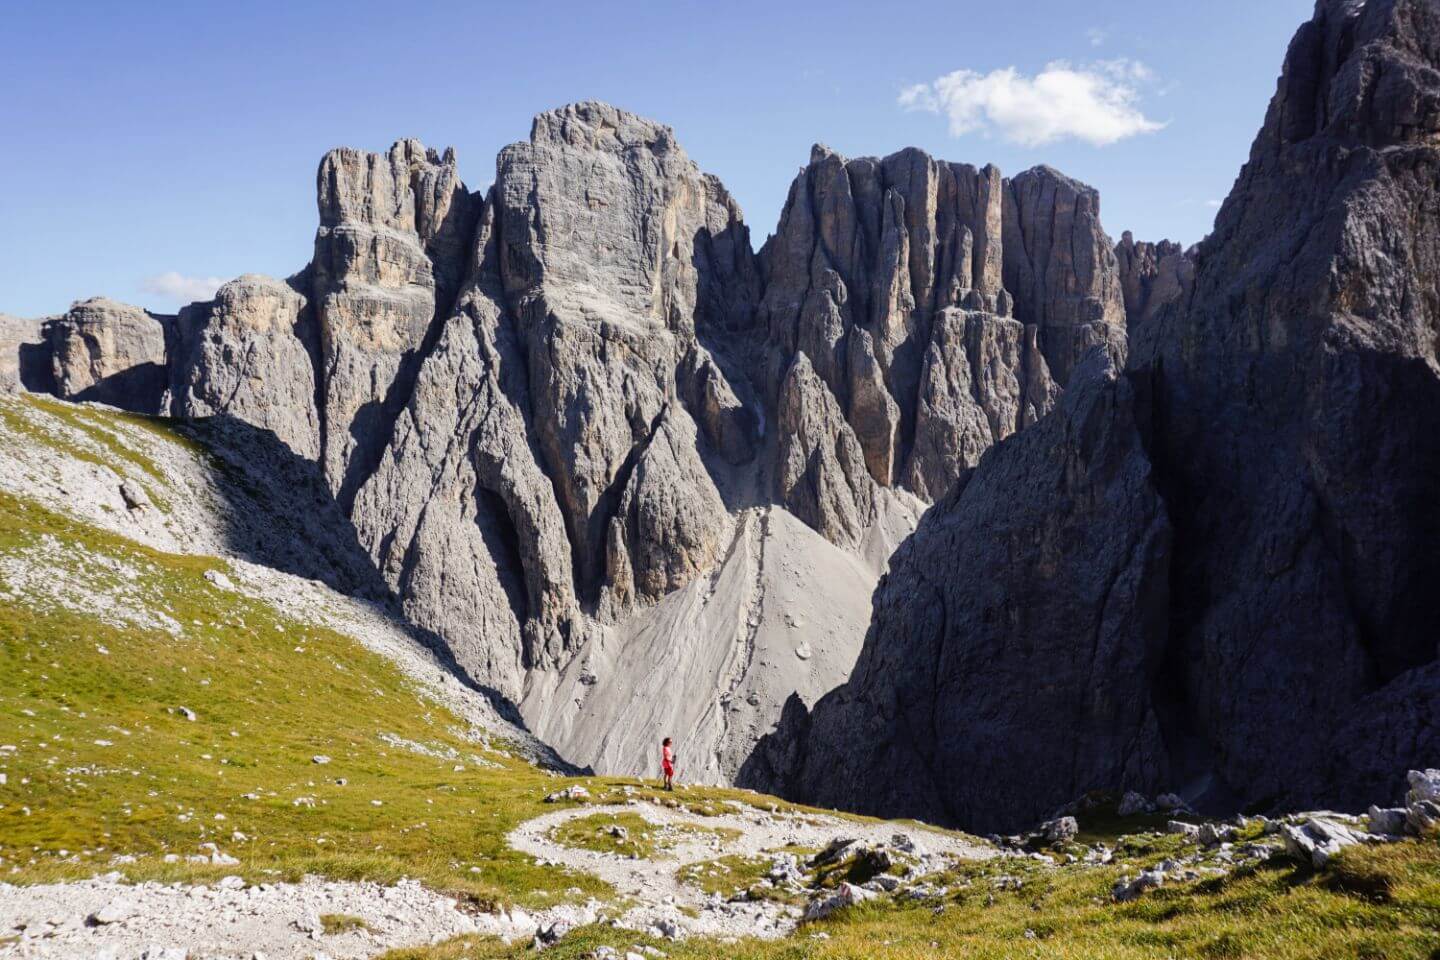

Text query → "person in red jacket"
[661,737,675,791]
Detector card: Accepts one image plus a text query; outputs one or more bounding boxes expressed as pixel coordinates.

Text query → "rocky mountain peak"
[529,101,682,156]
[10,98,1165,785]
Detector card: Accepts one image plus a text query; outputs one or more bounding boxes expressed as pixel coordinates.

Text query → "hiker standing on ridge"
[661,736,675,791]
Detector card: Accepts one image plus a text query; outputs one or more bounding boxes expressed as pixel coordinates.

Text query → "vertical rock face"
[44,297,172,414]
[169,274,322,459]
[311,139,479,507]
[758,146,1124,524]
[1114,233,1193,326]
[1139,0,1440,813]
[776,352,874,547]
[743,350,1171,832]
[350,258,580,690]
[493,102,754,616]
[1114,232,1195,364]
[1002,166,1127,385]
[351,103,762,696]
[0,315,53,395]
[747,0,1440,830]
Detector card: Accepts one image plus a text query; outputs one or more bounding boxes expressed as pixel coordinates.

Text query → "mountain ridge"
[2,100,1157,785]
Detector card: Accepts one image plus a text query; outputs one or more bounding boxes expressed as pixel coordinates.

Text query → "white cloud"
[898,59,1166,148]
[1086,27,1108,47]
[1205,199,1224,208]
[142,271,227,304]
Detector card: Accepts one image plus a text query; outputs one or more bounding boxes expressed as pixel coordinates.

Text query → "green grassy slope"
[0,489,608,909]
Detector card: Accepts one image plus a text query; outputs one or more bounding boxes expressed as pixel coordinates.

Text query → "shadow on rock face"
[16,341,56,394]
[178,413,393,599]
[69,361,170,415]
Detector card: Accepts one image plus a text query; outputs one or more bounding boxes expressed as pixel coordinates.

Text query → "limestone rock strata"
[746,0,1440,829]
[14,100,1160,778]
[311,139,480,507]
[44,297,171,414]
[169,274,322,460]
[757,144,1126,523]
[743,350,1170,833]
[492,103,751,618]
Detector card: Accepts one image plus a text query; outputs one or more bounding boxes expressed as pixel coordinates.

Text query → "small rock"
[118,480,150,511]
[1407,768,1440,805]
[809,837,861,867]
[1040,816,1078,844]
[1281,816,1370,868]
[88,899,137,925]
[1166,821,1200,839]
[312,755,331,765]
[1406,770,1440,838]
[176,706,197,721]
[768,853,805,886]
[534,918,572,947]
[204,569,235,591]
[804,881,874,920]
[1113,868,1164,902]
[1367,805,1408,836]
[544,785,591,803]
[140,947,187,960]
[1199,823,1238,846]
[1406,799,1440,839]
[889,833,922,855]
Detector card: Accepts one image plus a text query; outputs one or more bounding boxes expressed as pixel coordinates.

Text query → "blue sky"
[1,0,1313,317]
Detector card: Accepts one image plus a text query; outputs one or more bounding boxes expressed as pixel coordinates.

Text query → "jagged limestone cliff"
[14,103,1147,783]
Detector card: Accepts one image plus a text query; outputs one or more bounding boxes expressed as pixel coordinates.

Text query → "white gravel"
[0,873,529,959]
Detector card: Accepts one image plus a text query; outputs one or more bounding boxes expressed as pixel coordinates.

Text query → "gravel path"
[0,873,533,959]
[507,800,993,940]
[1,801,992,957]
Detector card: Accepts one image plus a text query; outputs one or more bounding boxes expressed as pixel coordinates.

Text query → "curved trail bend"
[508,799,994,939]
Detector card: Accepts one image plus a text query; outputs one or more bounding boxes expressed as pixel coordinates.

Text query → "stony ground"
[0,874,509,959]
[0,793,991,957]
[508,797,990,940]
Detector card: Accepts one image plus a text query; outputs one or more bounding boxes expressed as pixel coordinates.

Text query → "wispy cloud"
[1205,199,1224,208]
[142,271,226,304]
[898,59,1166,148]
[1086,27,1108,47]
